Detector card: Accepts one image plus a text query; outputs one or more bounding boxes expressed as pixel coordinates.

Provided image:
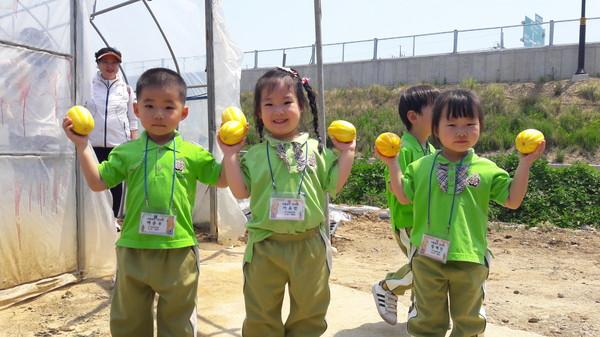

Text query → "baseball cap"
[95,47,122,63]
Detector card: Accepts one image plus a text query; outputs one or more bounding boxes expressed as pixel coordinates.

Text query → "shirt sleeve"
[401,161,416,202]
[126,84,138,130]
[322,147,339,197]
[97,146,129,188]
[489,164,512,205]
[195,146,222,186]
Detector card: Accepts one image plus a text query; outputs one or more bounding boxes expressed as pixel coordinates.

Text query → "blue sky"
[221,0,600,53]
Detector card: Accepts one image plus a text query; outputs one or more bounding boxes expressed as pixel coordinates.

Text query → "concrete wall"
[241,43,600,92]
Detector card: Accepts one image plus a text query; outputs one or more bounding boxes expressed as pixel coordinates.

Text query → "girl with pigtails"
[218,66,355,337]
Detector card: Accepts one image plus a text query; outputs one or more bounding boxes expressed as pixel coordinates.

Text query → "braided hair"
[252,66,323,153]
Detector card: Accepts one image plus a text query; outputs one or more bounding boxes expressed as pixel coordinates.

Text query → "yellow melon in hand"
[66,105,95,135]
[515,129,544,154]
[375,132,401,157]
[221,106,247,126]
[219,120,247,145]
[327,120,356,143]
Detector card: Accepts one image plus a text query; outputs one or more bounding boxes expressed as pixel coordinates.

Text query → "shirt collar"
[435,148,475,164]
[95,71,120,83]
[141,130,181,152]
[264,132,309,147]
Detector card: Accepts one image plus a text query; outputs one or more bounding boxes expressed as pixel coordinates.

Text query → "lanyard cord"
[419,140,430,156]
[143,136,176,208]
[266,140,308,196]
[427,152,464,236]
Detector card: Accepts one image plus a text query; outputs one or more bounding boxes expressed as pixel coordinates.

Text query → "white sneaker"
[372,281,398,325]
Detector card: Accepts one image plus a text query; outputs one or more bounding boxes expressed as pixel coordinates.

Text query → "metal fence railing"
[242,17,600,69]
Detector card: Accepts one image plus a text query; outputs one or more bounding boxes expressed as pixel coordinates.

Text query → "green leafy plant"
[459,77,478,90]
[578,83,600,102]
[332,158,387,207]
[488,153,600,228]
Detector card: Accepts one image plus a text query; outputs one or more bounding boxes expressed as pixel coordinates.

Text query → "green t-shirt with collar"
[385,132,435,230]
[240,133,339,262]
[402,149,512,264]
[98,130,222,249]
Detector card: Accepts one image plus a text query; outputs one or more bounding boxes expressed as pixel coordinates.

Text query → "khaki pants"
[111,246,199,337]
[242,227,331,337]
[408,254,489,337]
[383,227,414,295]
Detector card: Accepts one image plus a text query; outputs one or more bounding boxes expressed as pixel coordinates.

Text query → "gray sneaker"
[372,281,398,325]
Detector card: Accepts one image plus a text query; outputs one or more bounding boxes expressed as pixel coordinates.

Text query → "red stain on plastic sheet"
[53,177,58,213]
[38,183,44,213]
[19,81,31,137]
[15,181,22,250]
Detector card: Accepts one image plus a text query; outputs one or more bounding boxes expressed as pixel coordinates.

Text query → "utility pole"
[572,0,589,81]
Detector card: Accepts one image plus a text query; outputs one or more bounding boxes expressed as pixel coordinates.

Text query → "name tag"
[139,207,178,236]
[269,192,305,221]
[419,234,450,263]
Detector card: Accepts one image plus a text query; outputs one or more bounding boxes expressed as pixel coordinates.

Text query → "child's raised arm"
[374,147,411,205]
[331,137,356,193]
[217,135,249,199]
[504,141,546,209]
[62,117,108,192]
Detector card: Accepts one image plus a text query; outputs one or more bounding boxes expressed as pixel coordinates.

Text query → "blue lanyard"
[419,140,430,156]
[427,152,464,235]
[143,136,176,208]
[266,141,308,197]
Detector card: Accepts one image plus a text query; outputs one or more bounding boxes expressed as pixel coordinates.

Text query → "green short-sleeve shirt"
[240,133,339,262]
[402,149,512,264]
[98,131,222,249]
[386,132,435,230]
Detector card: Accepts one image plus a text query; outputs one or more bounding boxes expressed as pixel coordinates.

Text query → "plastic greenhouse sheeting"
[0,0,246,308]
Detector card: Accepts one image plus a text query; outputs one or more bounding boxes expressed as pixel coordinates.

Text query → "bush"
[459,77,478,90]
[332,158,387,208]
[488,153,600,228]
[578,84,600,102]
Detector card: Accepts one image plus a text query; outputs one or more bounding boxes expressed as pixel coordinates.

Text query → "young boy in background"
[372,85,439,325]
[63,67,227,336]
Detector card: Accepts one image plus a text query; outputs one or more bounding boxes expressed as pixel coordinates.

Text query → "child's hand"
[373,145,398,166]
[62,117,89,149]
[518,140,546,166]
[217,132,246,156]
[330,137,356,153]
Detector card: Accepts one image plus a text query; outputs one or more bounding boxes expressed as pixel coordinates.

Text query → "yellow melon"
[66,105,94,135]
[327,120,356,143]
[219,120,247,145]
[515,129,544,154]
[221,106,247,126]
[375,132,401,157]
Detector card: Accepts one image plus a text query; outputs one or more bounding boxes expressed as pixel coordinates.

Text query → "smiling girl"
[218,66,355,337]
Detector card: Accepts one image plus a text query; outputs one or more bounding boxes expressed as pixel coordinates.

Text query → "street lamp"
[572,0,589,81]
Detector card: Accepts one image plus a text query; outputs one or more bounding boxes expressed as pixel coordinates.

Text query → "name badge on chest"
[139,206,178,236]
[269,191,305,221]
[419,232,451,264]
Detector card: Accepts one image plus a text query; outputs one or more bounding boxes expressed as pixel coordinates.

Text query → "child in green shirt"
[372,85,439,325]
[377,89,545,337]
[63,68,227,337]
[218,66,355,337]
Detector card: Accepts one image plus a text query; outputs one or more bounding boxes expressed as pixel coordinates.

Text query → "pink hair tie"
[301,77,311,84]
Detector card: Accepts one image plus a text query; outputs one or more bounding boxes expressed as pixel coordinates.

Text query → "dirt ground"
[0,210,599,337]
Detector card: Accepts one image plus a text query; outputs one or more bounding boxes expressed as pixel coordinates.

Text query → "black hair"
[398,85,440,130]
[252,67,323,153]
[94,46,122,63]
[135,67,187,104]
[431,89,484,142]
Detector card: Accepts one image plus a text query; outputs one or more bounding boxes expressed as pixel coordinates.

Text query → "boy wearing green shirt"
[372,85,439,325]
[63,68,226,337]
